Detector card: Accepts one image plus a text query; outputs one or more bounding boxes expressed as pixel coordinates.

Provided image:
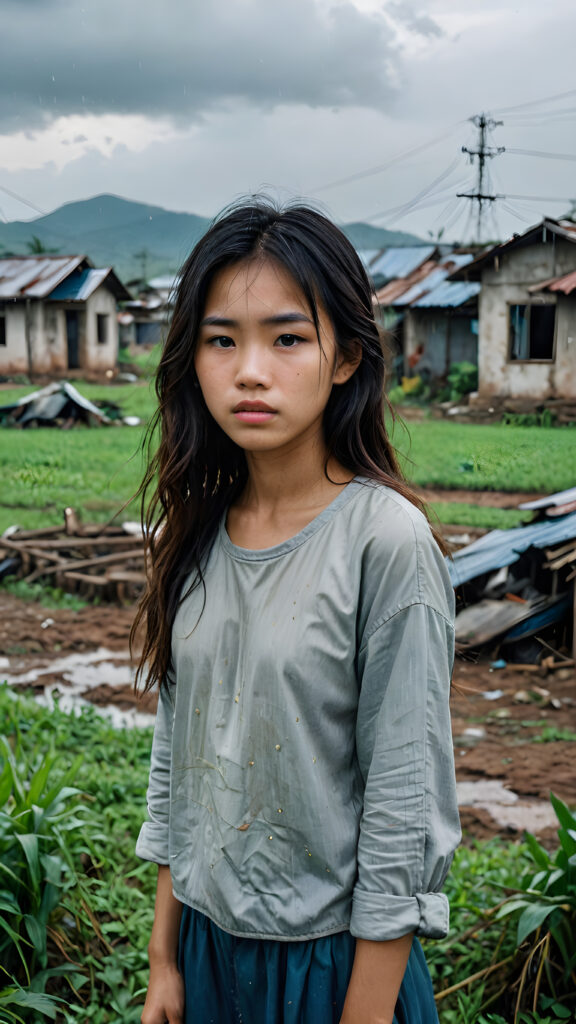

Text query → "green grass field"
[0,378,575,534]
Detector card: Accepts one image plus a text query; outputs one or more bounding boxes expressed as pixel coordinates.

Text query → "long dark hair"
[132,198,439,692]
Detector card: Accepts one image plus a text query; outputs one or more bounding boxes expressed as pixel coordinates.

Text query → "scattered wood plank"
[0,510,147,603]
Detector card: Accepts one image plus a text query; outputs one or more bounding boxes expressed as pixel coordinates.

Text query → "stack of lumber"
[0,509,146,602]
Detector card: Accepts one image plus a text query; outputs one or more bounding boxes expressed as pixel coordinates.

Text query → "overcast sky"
[1,0,575,243]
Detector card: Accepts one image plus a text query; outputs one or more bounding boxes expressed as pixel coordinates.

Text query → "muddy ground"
[1,583,574,848]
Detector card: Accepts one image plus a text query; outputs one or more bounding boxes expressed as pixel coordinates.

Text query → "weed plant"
[4,685,575,1023]
[0,686,156,1022]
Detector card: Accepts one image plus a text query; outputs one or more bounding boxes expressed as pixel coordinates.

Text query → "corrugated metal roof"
[528,270,576,296]
[447,511,576,587]
[518,486,576,510]
[393,266,447,306]
[369,246,436,281]
[412,280,481,308]
[391,254,477,307]
[0,256,86,299]
[48,268,112,301]
[450,218,576,282]
[356,250,381,272]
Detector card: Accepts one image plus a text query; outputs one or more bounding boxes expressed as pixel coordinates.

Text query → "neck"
[239,434,351,514]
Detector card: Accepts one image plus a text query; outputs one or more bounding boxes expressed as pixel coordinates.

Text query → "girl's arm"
[339,933,414,1024]
[141,865,184,1024]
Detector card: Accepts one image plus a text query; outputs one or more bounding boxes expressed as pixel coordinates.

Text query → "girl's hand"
[141,962,185,1024]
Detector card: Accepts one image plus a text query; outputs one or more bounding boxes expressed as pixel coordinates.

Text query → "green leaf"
[557,827,576,859]
[524,830,551,870]
[517,902,556,944]
[15,833,40,893]
[550,792,576,833]
[23,914,45,956]
[27,755,54,807]
[0,890,20,915]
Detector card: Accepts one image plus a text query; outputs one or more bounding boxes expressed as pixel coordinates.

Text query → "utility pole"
[457,113,505,243]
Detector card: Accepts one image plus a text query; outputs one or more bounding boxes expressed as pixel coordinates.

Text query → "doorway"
[66,311,80,369]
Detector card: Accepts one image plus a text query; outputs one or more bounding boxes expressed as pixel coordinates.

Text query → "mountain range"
[0,194,423,283]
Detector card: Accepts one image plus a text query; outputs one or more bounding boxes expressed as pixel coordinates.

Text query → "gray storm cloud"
[386,2,444,38]
[1,0,403,133]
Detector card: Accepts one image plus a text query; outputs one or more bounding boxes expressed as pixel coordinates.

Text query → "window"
[0,304,5,347]
[509,304,555,361]
[96,313,109,345]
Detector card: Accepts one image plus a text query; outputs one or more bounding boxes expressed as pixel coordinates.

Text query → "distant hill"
[0,194,424,282]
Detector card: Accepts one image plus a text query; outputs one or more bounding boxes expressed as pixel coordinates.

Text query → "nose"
[234,343,271,389]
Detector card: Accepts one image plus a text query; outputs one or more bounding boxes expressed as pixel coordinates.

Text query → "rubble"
[449,487,576,666]
[0,510,146,602]
[0,381,140,427]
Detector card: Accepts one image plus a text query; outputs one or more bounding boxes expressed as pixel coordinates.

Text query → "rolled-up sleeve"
[351,601,461,941]
[136,682,175,864]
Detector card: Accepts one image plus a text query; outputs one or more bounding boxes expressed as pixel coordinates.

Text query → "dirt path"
[416,487,546,508]
[1,593,574,846]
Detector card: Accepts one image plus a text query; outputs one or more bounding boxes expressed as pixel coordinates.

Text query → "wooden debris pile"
[449,488,576,668]
[0,508,146,602]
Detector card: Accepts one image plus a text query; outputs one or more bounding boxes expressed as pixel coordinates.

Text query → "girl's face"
[194,259,358,458]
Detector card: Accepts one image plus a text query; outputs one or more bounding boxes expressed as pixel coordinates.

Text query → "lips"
[233,401,276,413]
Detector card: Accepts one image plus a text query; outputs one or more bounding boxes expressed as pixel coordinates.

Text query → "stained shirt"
[136,478,461,942]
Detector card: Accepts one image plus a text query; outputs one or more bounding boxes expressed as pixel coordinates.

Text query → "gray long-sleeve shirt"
[136,478,461,942]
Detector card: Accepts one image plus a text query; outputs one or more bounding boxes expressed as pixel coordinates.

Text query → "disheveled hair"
[132,198,441,692]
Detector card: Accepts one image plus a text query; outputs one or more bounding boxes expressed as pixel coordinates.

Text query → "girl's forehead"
[203,259,316,318]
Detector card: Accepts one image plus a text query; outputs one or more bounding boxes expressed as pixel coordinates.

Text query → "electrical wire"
[309,125,462,193]
[506,148,576,163]
[0,183,47,217]
[492,88,576,115]
[360,157,465,223]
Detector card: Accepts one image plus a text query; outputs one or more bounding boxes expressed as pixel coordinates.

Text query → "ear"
[333,340,362,385]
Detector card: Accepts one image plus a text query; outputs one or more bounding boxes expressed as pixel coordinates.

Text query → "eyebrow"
[200,312,314,328]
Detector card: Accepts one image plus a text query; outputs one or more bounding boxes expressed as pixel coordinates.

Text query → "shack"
[0,256,131,377]
[452,218,576,408]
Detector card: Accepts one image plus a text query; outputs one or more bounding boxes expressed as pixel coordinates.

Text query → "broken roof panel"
[369,246,436,282]
[518,487,576,511]
[0,382,111,425]
[412,280,481,308]
[48,267,131,302]
[448,511,576,587]
[0,256,87,299]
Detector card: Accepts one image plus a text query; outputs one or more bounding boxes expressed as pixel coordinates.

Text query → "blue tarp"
[447,511,576,587]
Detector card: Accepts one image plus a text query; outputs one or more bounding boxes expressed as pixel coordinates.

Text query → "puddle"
[3,648,155,729]
[457,779,558,832]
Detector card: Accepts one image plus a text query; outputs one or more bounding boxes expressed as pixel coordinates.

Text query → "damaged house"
[451,218,576,411]
[0,255,131,377]
[364,247,480,380]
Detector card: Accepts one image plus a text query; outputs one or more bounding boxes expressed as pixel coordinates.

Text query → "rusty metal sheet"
[0,256,86,299]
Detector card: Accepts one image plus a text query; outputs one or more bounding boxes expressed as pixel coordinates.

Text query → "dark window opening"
[0,306,5,347]
[96,313,109,345]
[509,304,555,361]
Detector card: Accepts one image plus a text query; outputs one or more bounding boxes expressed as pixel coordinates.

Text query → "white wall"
[478,239,576,400]
[84,288,119,371]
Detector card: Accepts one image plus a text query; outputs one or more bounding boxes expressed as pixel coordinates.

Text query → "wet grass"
[0,381,575,534]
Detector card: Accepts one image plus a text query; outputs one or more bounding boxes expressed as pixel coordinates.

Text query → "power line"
[310,125,461,193]
[492,88,576,115]
[505,193,576,202]
[0,183,48,217]
[506,148,576,163]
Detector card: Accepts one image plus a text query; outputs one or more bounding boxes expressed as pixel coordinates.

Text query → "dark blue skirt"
[178,906,439,1023]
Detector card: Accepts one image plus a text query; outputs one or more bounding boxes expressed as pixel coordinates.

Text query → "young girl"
[134,200,461,1024]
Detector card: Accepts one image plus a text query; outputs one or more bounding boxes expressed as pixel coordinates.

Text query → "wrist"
[148,942,179,968]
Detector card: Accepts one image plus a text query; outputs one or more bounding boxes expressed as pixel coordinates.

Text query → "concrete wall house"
[0,255,131,377]
[453,219,576,404]
[372,250,480,380]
